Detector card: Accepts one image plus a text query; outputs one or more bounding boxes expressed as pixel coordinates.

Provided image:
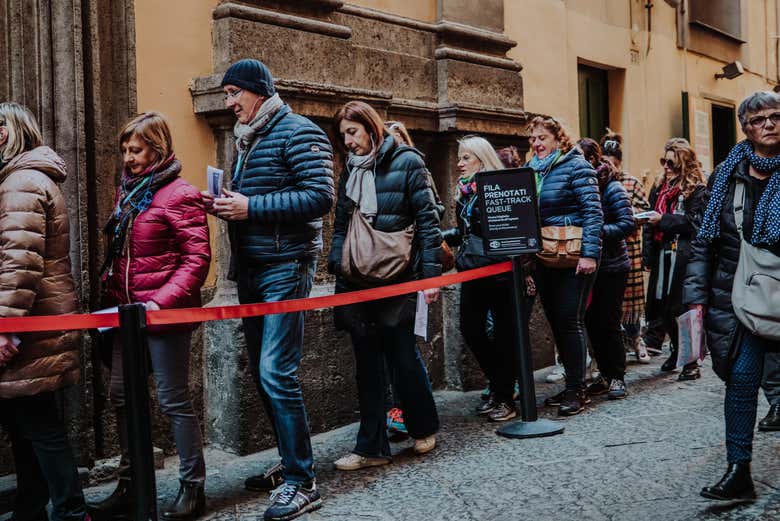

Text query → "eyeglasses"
[659,158,677,169]
[223,89,243,102]
[746,112,780,128]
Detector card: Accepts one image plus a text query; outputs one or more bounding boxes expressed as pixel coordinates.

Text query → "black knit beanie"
[220,59,276,97]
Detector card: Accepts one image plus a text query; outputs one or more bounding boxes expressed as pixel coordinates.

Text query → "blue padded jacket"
[599,178,636,272]
[229,105,335,269]
[537,148,603,260]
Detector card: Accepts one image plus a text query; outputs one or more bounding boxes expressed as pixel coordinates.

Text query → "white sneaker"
[413,435,436,455]
[546,362,565,383]
[589,357,600,381]
[635,338,651,364]
[333,453,390,471]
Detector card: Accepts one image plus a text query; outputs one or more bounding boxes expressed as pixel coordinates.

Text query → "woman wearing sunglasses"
[641,138,707,380]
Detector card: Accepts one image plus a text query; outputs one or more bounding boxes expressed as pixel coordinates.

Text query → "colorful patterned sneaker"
[386,408,408,434]
[264,481,322,521]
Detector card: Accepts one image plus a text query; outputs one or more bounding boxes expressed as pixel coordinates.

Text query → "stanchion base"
[496,419,565,439]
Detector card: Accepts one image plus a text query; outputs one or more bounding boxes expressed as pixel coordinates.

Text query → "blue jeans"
[0,392,86,521]
[238,259,316,485]
[725,330,780,463]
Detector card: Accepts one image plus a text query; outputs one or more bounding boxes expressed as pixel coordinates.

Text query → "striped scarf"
[699,140,780,245]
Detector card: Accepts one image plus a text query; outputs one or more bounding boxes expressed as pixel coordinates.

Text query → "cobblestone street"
[85,356,780,521]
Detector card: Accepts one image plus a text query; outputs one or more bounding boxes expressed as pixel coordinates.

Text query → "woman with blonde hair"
[442,135,518,421]
[528,116,603,416]
[642,138,707,380]
[0,102,88,521]
[88,112,210,519]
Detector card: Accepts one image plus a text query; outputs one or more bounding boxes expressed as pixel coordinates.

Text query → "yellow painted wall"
[507,0,780,185]
[346,0,436,22]
[134,0,218,190]
[134,0,219,282]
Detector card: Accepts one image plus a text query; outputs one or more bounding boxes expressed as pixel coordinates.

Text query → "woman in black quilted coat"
[684,91,780,501]
[328,101,441,470]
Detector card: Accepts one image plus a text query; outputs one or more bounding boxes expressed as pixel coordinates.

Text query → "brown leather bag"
[440,241,455,272]
[536,225,582,268]
[341,208,414,284]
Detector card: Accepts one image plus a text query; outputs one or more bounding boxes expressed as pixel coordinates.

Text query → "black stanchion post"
[119,303,158,521]
[496,256,565,439]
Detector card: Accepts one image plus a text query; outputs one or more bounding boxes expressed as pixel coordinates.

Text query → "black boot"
[161,480,205,520]
[678,363,701,381]
[700,462,756,501]
[86,479,133,521]
[758,402,780,431]
[660,350,678,372]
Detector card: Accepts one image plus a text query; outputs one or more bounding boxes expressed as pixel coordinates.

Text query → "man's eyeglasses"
[659,158,677,169]
[223,89,243,102]
[746,112,780,128]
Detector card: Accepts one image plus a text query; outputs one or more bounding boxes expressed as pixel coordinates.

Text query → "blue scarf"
[699,140,780,245]
[528,149,561,194]
[528,149,561,174]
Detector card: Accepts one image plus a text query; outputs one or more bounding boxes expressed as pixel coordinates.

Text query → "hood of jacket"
[0,146,67,184]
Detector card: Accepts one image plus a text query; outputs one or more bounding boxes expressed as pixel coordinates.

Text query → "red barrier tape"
[0,262,513,334]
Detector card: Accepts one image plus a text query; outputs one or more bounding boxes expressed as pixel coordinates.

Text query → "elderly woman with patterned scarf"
[642,138,707,381]
[684,91,780,501]
[89,112,210,520]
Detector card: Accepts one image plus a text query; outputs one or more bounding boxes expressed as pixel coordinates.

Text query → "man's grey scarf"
[233,93,285,154]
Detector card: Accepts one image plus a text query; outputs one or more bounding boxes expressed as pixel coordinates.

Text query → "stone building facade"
[3,0,780,479]
[0,0,546,474]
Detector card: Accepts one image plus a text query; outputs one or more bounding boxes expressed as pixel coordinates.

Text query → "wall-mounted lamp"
[715,61,744,80]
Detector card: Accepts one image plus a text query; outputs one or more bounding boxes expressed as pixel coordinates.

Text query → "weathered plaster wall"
[507,0,779,185]
[134,0,219,285]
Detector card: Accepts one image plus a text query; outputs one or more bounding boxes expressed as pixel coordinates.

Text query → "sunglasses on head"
[659,158,677,169]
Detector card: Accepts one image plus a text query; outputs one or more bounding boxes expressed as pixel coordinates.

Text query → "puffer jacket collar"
[0,146,67,184]
[375,134,403,166]
[552,147,584,169]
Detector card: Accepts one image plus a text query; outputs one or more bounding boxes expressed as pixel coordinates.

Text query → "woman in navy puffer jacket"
[528,116,603,416]
[578,138,636,401]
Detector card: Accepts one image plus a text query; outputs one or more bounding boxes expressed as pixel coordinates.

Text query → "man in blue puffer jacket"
[204,59,334,521]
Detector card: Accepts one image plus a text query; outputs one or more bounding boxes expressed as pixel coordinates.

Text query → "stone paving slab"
[83,356,780,521]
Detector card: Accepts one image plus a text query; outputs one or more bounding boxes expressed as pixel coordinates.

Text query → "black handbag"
[455,234,507,271]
